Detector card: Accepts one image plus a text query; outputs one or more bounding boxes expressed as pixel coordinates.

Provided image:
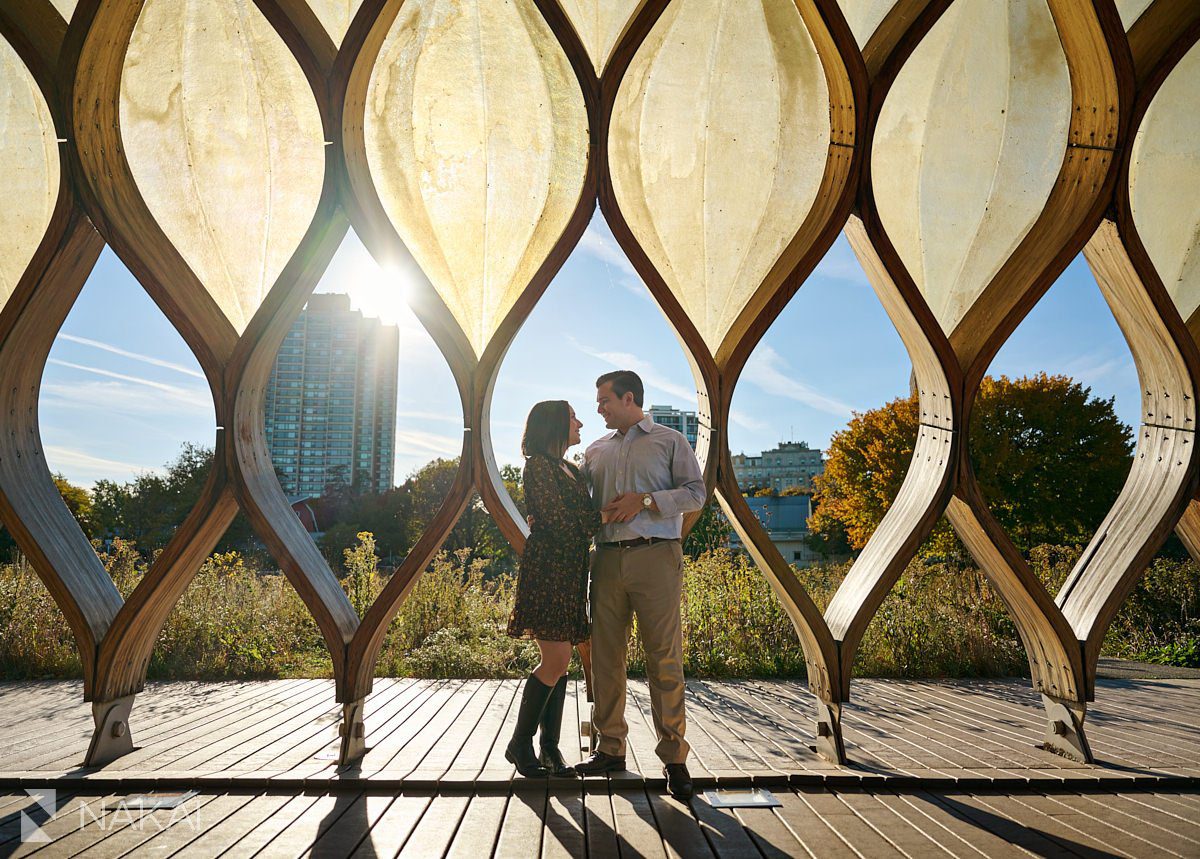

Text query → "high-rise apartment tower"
[264,293,399,498]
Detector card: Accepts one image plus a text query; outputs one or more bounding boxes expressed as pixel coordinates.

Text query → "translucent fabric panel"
[365,0,588,358]
[1115,0,1154,30]
[609,0,830,355]
[0,37,59,308]
[308,0,364,45]
[836,0,896,48]
[1130,41,1200,321]
[49,0,77,21]
[872,0,1071,335]
[120,0,327,334]
[559,0,642,74]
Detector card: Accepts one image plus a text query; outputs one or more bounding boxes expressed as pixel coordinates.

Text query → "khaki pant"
[590,540,689,764]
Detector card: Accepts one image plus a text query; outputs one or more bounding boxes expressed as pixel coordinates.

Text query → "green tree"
[809,374,1133,556]
[91,443,255,555]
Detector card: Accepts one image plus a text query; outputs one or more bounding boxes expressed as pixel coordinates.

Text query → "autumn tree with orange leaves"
[808,374,1133,557]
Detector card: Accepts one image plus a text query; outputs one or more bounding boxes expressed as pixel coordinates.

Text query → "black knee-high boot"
[506,674,553,777]
[538,675,574,776]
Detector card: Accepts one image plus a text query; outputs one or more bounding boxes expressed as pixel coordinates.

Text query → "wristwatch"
[641,493,653,509]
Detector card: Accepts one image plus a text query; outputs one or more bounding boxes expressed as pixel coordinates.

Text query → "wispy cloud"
[46,360,212,410]
[394,428,463,459]
[42,445,163,485]
[1057,349,1134,386]
[741,345,855,416]
[55,333,206,379]
[577,220,652,302]
[570,339,696,403]
[566,337,766,431]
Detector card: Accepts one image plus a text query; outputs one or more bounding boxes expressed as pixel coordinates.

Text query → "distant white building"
[732,441,824,493]
[648,404,699,449]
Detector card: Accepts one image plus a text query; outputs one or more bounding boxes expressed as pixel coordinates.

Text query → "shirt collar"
[618,414,655,437]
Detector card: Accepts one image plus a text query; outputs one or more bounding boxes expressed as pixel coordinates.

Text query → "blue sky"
[40,211,1140,488]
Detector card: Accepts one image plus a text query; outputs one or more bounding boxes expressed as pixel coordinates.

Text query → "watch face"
[642,494,652,507]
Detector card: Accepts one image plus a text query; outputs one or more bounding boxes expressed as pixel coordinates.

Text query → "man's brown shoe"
[663,763,693,800]
[574,751,626,775]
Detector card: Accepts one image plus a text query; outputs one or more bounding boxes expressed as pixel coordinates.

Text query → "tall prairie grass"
[1,536,1196,682]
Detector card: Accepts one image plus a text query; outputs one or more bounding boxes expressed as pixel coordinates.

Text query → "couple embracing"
[504,370,706,800]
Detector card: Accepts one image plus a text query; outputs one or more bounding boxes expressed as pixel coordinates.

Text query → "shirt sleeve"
[649,434,707,518]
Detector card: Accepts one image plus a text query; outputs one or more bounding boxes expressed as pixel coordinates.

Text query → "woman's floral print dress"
[507,454,602,644]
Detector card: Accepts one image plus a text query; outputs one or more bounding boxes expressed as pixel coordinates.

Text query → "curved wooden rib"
[600,0,862,762]
[1048,3,1200,746]
[65,0,362,763]
[0,207,115,694]
[1064,226,1197,681]
[224,0,360,702]
[338,0,594,760]
[944,0,1125,759]
[825,216,960,696]
[0,6,136,762]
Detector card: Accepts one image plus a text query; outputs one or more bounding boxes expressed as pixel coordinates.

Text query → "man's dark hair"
[596,370,644,407]
[522,400,570,458]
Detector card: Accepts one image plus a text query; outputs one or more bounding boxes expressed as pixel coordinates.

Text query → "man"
[574,370,706,800]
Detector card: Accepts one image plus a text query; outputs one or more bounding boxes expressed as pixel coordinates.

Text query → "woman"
[505,400,603,778]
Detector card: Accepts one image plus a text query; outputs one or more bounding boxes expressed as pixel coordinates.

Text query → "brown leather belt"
[598,537,680,549]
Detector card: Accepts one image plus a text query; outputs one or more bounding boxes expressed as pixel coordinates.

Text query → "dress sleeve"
[566,463,602,539]
[524,457,560,533]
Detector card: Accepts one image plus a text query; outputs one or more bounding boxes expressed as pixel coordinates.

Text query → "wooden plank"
[303,794,397,857]
[445,792,508,858]
[1075,791,1200,846]
[348,794,432,858]
[493,787,546,859]
[396,793,470,858]
[1019,791,1188,857]
[728,805,808,859]
[368,681,464,772]
[771,788,856,858]
[160,792,293,857]
[249,792,362,856]
[6,680,320,773]
[649,790,716,859]
[832,788,955,857]
[407,680,501,781]
[91,680,334,775]
[939,791,1118,858]
[874,790,1024,858]
[793,788,908,858]
[389,681,491,780]
[217,793,324,858]
[687,682,793,776]
[610,788,666,859]
[541,787,585,859]
[582,783,620,859]
[0,793,106,854]
[444,680,519,783]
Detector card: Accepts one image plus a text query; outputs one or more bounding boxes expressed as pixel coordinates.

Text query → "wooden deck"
[2,678,1200,856]
[4,677,1200,789]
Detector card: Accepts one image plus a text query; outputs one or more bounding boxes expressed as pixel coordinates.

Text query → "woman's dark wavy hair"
[522,400,570,458]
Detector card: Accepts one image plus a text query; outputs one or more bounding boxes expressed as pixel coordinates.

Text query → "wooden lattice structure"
[1,0,1198,770]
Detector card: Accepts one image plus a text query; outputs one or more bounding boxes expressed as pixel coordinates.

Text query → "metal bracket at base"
[1041,694,1093,763]
[813,699,847,765]
[337,698,367,765]
[84,694,136,767]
